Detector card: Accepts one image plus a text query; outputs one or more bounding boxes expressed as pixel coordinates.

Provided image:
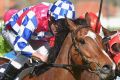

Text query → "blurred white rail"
[101,17,120,31]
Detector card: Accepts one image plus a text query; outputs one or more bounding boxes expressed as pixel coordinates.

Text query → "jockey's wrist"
[32,51,41,60]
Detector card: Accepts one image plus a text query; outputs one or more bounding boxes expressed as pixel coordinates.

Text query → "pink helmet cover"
[3,9,18,22]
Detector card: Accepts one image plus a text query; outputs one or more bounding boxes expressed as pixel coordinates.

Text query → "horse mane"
[73,18,87,26]
[48,18,87,63]
[48,19,69,63]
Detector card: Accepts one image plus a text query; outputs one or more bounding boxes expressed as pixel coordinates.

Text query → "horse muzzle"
[98,64,115,80]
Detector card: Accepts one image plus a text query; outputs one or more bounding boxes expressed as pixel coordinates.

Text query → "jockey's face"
[48,19,58,35]
[51,23,58,35]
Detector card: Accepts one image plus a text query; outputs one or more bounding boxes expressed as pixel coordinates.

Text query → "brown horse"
[22,18,116,80]
[102,31,120,79]
[76,12,118,80]
[0,18,116,80]
[79,12,118,80]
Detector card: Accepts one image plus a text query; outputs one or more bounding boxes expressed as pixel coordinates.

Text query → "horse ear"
[102,26,117,37]
[65,16,77,31]
[85,12,91,27]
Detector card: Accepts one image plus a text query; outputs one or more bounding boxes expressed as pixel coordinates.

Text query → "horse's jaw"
[97,71,115,80]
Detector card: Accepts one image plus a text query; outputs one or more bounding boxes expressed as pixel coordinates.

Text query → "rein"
[29,60,89,77]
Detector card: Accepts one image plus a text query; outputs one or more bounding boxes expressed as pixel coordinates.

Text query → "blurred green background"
[0,21,11,56]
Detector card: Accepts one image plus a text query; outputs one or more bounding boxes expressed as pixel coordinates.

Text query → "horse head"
[84,11,117,61]
[66,18,116,80]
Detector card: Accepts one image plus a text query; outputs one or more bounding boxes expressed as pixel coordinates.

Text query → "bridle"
[47,26,105,77]
[70,26,107,80]
[71,27,102,70]
[71,26,90,65]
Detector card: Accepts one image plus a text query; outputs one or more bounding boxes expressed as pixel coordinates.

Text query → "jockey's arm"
[12,10,48,62]
[13,32,47,62]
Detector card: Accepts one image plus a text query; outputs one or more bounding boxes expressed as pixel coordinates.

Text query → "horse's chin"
[98,71,115,80]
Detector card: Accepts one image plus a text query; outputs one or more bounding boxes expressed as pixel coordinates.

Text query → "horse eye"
[79,39,85,44]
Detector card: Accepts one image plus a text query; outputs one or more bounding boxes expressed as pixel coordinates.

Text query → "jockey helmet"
[48,0,75,20]
[3,9,18,23]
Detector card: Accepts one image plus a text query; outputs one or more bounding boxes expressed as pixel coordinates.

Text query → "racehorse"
[102,30,120,79]
[0,18,116,80]
[78,12,117,80]
[23,17,116,80]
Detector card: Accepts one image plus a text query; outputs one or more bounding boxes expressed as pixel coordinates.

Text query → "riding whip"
[95,0,103,33]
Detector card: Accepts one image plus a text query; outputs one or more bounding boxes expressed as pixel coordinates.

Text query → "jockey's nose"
[101,65,112,74]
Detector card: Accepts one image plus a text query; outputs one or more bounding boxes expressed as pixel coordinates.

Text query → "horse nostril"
[101,65,112,74]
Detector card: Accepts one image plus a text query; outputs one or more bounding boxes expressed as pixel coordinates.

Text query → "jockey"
[109,32,120,64]
[108,31,120,76]
[1,0,75,79]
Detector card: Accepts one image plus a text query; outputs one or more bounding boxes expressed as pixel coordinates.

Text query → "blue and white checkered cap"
[48,0,75,20]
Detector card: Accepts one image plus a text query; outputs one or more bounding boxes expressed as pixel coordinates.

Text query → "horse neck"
[55,33,72,64]
[48,29,69,63]
[54,33,85,80]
